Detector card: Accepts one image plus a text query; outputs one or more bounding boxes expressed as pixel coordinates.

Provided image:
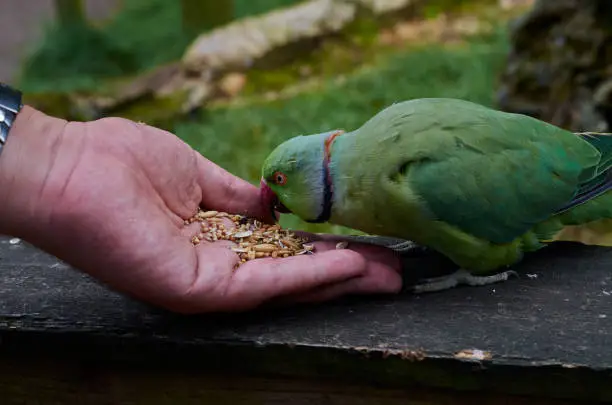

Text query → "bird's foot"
[411,269,519,294]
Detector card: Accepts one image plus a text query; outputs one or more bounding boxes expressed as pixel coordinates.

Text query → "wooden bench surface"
[0,235,610,403]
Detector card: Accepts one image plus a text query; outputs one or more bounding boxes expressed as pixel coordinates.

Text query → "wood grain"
[0,235,611,402]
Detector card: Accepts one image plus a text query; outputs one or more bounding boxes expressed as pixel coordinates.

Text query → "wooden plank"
[0,357,592,405]
[0,235,611,402]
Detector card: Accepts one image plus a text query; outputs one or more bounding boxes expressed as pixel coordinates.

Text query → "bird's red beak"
[260,177,291,222]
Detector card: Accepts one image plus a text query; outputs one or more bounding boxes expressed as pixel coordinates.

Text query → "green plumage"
[261,98,612,276]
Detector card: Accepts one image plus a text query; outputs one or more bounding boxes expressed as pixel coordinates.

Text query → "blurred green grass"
[173,28,510,234]
[16,0,512,235]
[18,0,305,92]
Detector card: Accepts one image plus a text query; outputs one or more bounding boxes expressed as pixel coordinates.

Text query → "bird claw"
[411,269,519,294]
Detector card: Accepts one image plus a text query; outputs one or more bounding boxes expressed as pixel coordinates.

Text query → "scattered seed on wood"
[187,209,315,266]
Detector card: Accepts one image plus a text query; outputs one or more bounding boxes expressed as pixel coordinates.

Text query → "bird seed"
[186,209,315,265]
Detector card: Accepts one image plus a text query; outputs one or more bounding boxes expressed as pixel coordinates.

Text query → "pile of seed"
[185,209,316,265]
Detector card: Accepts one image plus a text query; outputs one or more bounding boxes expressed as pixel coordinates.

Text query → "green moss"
[105,91,192,130]
[421,0,499,19]
[237,0,502,102]
[240,15,388,98]
[22,92,82,120]
[234,0,306,19]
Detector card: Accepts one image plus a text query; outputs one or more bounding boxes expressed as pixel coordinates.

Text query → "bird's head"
[260,130,342,223]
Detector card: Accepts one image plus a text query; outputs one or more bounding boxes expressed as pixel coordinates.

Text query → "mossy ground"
[17,0,520,235]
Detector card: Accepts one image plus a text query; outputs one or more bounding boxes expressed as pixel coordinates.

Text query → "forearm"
[0,105,69,239]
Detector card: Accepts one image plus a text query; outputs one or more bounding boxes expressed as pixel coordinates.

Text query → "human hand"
[0,107,402,313]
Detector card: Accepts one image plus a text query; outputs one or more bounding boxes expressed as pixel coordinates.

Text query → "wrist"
[0,105,69,238]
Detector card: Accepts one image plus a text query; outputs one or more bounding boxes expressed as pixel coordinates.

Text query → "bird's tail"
[547,218,612,247]
[575,131,612,171]
[540,132,612,247]
[553,132,612,216]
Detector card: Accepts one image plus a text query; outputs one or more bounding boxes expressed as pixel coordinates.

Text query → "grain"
[253,244,278,252]
[187,209,315,266]
[336,241,349,249]
[198,210,218,218]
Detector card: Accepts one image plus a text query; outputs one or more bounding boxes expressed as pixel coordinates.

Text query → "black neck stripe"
[308,151,333,224]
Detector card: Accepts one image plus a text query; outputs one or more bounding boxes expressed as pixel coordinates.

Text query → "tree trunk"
[496,0,612,132]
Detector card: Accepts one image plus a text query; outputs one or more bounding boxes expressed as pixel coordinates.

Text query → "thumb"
[196,155,273,222]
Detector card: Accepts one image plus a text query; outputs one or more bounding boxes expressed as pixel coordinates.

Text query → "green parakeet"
[259,98,612,293]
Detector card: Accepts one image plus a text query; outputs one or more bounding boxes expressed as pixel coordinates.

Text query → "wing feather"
[374,99,603,244]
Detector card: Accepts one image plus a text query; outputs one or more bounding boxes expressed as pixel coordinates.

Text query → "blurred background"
[2,0,609,235]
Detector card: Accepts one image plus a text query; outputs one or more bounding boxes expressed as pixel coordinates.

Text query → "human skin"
[0,106,403,313]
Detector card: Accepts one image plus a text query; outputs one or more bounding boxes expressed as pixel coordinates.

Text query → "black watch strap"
[0,83,23,153]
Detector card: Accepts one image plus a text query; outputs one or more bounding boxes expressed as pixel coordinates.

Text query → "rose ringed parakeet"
[259,98,612,293]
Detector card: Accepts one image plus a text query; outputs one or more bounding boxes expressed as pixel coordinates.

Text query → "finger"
[344,241,403,273]
[302,238,404,274]
[198,216,236,233]
[180,221,202,239]
[268,243,403,305]
[220,249,368,310]
[195,155,272,223]
[209,240,237,249]
[272,262,403,305]
[193,243,241,281]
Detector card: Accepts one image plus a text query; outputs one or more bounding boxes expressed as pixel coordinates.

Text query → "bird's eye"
[272,171,287,186]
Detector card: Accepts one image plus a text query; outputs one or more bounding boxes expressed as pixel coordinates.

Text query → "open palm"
[1,109,402,313]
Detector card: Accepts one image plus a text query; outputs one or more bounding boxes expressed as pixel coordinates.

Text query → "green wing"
[374,99,608,244]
